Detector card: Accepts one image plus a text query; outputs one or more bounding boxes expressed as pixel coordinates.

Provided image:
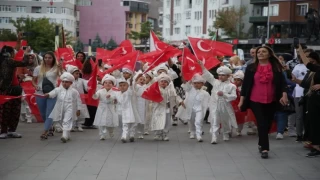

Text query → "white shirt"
[33,66,59,95]
[292,64,308,97]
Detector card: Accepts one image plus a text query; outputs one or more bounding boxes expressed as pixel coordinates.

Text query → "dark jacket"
[240,63,287,111]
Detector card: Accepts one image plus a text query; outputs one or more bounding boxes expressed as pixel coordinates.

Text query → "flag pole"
[142,51,166,74]
[181,47,185,78]
[187,37,200,60]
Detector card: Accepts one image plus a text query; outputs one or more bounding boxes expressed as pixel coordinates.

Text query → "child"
[201,62,238,144]
[133,71,147,139]
[231,70,247,136]
[92,74,118,140]
[66,65,90,132]
[176,74,210,142]
[117,78,140,143]
[45,72,82,143]
[143,71,155,135]
[149,73,184,141]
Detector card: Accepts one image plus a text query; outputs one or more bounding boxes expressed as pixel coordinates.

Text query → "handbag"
[42,74,55,94]
[6,85,23,96]
[281,97,295,114]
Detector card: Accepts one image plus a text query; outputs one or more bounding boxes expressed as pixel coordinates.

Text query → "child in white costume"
[133,71,147,139]
[45,72,82,143]
[201,63,238,144]
[143,71,155,135]
[66,65,90,132]
[148,73,184,141]
[117,78,141,143]
[176,74,210,142]
[93,74,119,140]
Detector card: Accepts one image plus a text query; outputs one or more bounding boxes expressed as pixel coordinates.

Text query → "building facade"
[0,0,77,36]
[161,0,252,43]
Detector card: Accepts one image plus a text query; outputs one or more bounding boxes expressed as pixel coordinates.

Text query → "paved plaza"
[0,122,319,180]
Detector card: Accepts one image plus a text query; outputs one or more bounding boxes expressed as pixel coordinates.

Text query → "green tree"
[128,21,153,43]
[0,30,17,41]
[10,17,73,52]
[91,33,103,52]
[106,38,118,50]
[73,39,84,52]
[207,29,224,41]
[213,6,247,39]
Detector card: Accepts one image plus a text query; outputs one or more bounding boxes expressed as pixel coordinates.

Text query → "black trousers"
[250,101,276,151]
[84,105,97,127]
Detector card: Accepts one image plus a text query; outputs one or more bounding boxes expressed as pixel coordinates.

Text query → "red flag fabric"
[20,82,43,122]
[139,51,164,64]
[21,40,28,47]
[57,48,83,70]
[106,51,139,74]
[14,50,24,61]
[86,61,99,106]
[211,41,234,56]
[96,48,105,60]
[150,31,170,51]
[141,81,163,103]
[181,48,202,81]
[188,37,221,70]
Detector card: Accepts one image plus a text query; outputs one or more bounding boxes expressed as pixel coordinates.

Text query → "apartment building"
[161,0,252,44]
[0,0,77,36]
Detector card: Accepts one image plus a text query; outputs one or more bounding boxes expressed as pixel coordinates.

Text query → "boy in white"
[143,71,155,135]
[176,74,210,142]
[45,72,82,143]
[66,65,89,132]
[117,78,140,143]
[148,73,184,141]
[201,62,238,144]
[93,74,118,140]
[133,71,147,139]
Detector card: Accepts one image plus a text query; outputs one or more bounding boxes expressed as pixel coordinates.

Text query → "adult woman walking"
[238,46,288,159]
[32,52,62,139]
[296,45,320,157]
[0,45,32,139]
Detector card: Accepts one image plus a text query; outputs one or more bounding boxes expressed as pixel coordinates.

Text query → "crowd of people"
[0,35,320,160]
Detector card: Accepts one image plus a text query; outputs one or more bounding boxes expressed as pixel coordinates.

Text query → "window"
[263,4,279,16]
[0,5,11,12]
[166,0,170,8]
[186,26,191,35]
[174,27,180,34]
[186,11,191,19]
[49,18,56,23]
[123,1,129,6]
[175,0,181,6]
[297,3,308,16]
[77,0,92,6]
[0,29,11,34]
[166,28,170,35]
[47,7,56,14]
[16,6,26,13]
[0,17,11,24]
[222,0,229,5]
[194,11,202,20]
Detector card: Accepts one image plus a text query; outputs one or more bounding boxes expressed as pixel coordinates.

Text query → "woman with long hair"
[238,46,288,159]
[76,52,86,64]
[0,45,32,139]
[296,45,320,157]
[32,51,62,139]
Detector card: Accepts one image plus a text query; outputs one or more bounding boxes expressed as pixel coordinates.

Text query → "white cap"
[157,72,171,83]
[156,64,169,73]
[122,67,133,74]
[233,70,244,80]
[144,71,154,79]
[133,70,143,82]
[104,64,112,69]
[102,74,116,85]
[66,65,79,74]
[191,73,205,83]
[118,77,129,84]
[60,72,75,82]
[217,66,232,75]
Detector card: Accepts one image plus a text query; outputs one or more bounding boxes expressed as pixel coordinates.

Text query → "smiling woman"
[239,45,288,159]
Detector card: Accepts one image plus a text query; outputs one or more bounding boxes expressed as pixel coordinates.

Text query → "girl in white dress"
[45,72,82,143]
[92,74,118,140]
[66,65,90,132]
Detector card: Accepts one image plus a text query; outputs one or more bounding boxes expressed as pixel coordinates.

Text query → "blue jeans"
[274,111,288,134]
[36,96,57,131]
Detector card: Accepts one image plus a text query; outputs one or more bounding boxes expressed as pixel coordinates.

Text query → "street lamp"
[267,0,271,39]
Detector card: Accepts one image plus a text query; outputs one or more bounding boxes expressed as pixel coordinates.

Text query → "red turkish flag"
[139,50,164,64]
[57,48,83,70]
[141,81,163,103]
[86,60,98,106]
[14,49,24,61]
[20,82,43,122]
[21,40,28,47]
[181,48,202,81]
[188,37,221,70]
[150,30,170,51]
[96,48,105,60]
[211,41,234,56]
[106,51,139,74]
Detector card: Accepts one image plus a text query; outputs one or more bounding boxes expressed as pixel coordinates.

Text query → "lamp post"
[267,0,271,40]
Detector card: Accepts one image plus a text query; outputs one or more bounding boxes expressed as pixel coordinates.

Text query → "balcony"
[250,0,269,4]
[249,16,268,23]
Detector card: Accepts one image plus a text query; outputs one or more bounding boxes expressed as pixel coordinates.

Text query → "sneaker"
[163,136,169,141]
[288,131,297,137]
[144,132,149,135]
[189,133,195,139]
[261,151,269,159]
[306,150,320,157]
[121,138,127,143]
[138,135,144,139]
[296,136,303,142]
[55,127,63,133]
[276,133,284,140]
[78,126,84,132]
[100,135,106,140]
[7,132,22,138]
[223,134,230,141]
[26,118,32,123]
[197,137,203,142]
[0,133,8,139]
[154,135,161,141]
[129,137,135,142]
[172,121,178,126]
[211,136,217,144]
[236,131,242,136]
[61,137,67,143]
